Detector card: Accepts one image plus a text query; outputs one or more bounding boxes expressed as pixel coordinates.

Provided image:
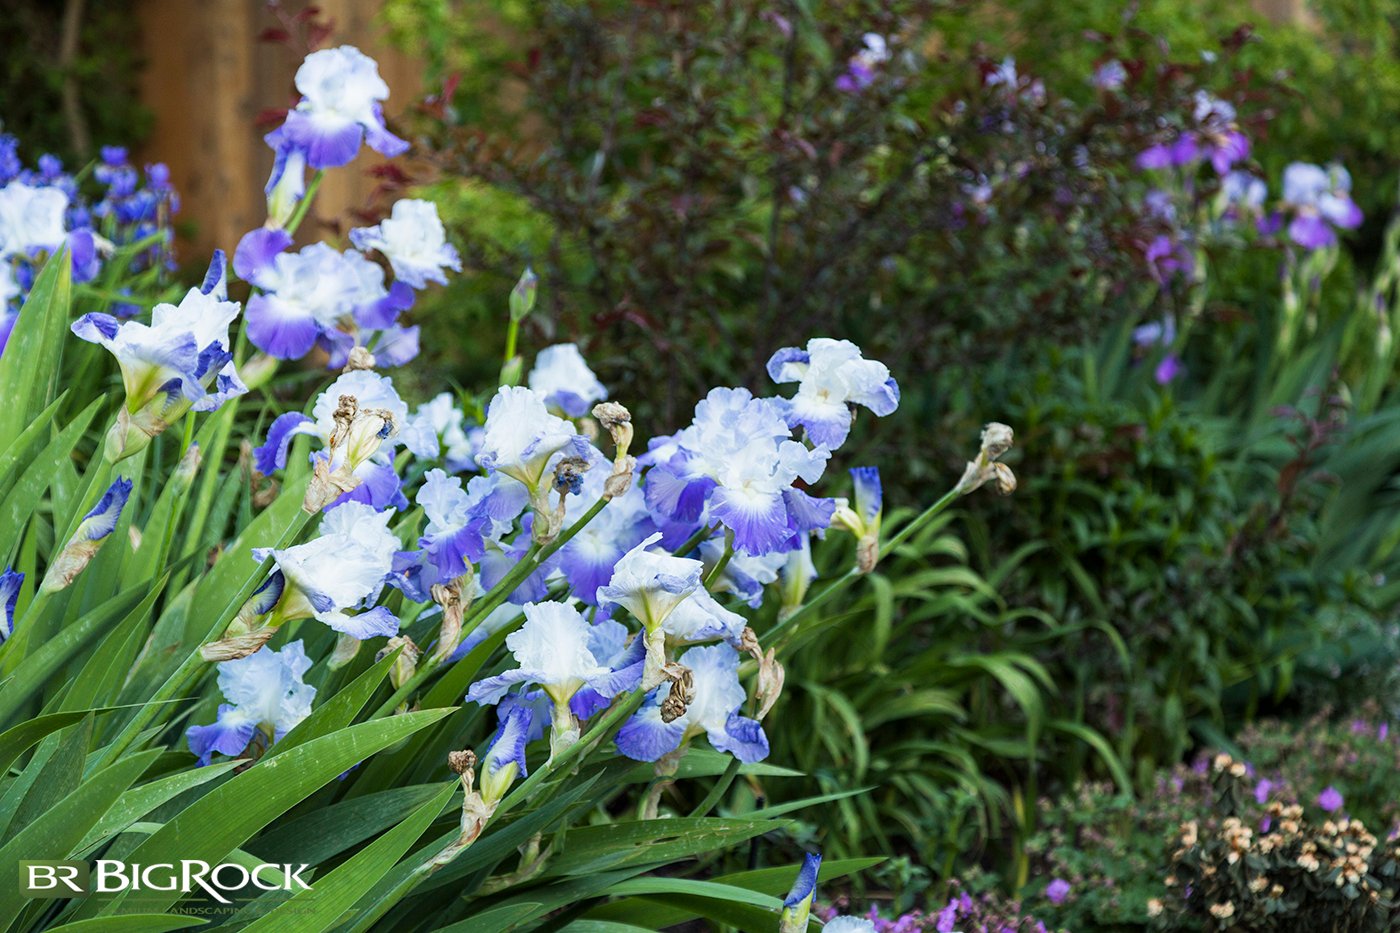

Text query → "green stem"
[369,495,613,718]
[284,170,325,237]
[692,757,742,818]
[769,486,961,644]
[702,530,734,588]
[494,691,645,821]
[675,522,719,558]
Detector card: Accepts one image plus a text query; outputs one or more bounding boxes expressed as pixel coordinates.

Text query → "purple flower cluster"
[0,137,178,354]
[235,46,459,368]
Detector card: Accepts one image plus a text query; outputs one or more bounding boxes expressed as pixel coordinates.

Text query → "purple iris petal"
[234,228,294,287]
[254,412,313,474]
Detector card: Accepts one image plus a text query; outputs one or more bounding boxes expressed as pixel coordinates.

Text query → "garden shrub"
[1154,755,1400,931]
[395,0,1271,480]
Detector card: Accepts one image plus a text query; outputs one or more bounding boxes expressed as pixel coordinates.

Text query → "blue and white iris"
[615,643,769,764]
[72,252,246,459]
[766,337,899,448]
[233,230,415,365]
[526,343,608,417]
[466,601,637,759]
[643,387,834,555]
[596,532,703,630]
[465,601,626,708]
[0,182,69,259]
[477,385,590,493]
[265,46,409,170]
[252,501,401,640]
[401,392,478,471]
[186,641,316,766]
[349,199,461,290]
[1281,162,1363,251]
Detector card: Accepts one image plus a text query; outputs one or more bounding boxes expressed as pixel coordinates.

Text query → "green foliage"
[0,240,922,929]
[0,1,151,164]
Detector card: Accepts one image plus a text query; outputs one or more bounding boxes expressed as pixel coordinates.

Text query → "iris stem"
[768,485,961,645]
[702,530,735,587]
[693,757,743,818]
[369,494,613,718]
[284,170,325,237]
[675,522,720,557]
[495,690,645,820]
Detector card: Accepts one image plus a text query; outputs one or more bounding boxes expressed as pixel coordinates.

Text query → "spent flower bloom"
[526,343,608,418]
[185,641,315,765]
[616,643,769,764]
[254,370,408,511]
[349,198,461,289]
[265,46,409,169]
[766,338,900,448]
[73,252,246,460]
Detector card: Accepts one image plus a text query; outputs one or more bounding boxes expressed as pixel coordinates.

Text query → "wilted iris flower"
[254,370,409,511]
